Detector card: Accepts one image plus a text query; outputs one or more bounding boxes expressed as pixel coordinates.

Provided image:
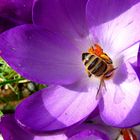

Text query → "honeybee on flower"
[0,0,140,134]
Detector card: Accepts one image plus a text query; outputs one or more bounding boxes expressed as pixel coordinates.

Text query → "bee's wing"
[113,85,125,104]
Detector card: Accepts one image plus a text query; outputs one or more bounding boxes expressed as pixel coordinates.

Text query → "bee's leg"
[88,72,92,78]
[104,67,117,79]
[102,80,106,91]
[96,77,105,100]
[85,69,92,78]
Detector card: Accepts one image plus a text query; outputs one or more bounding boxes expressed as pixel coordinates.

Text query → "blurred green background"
[0,57,46,115]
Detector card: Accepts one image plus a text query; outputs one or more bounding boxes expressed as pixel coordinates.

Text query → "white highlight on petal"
[34,134,67,140]
[0,135,3,140]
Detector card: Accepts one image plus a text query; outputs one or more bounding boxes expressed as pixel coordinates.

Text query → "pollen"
[88,43,103,56]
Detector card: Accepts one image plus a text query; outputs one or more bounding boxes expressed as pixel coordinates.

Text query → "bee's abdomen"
[82,53,107,77]
[91,60,107,76]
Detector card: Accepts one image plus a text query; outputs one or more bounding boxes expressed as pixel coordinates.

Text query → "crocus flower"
[0,114,119,140]
[0,0,140,133]
[0,0,33,33]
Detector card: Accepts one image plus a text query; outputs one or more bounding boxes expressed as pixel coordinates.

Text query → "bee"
[82,43,115,99]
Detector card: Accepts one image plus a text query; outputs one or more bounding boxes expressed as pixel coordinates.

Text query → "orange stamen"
[121,129,137,140]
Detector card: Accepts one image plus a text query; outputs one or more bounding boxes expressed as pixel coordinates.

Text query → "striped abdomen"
[82,53,108,77]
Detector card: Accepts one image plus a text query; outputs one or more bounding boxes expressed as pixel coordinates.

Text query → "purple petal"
[86,0,140,53]
[0,24,83,85]
[131,44,140,81]
[0,115,119,140]
[86,0,139,26]
[33,0,89,47]
[137,44,140,67]
[0,114,34,140]
[0,0,33,32]
[0,114,67,140]
[15,86,98,132]
[87,116,119,140]
[86,107,99,120]
[65,120,120,140]
[99,59,140,127]
[132,64,140,81]
[67,124,109,140]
